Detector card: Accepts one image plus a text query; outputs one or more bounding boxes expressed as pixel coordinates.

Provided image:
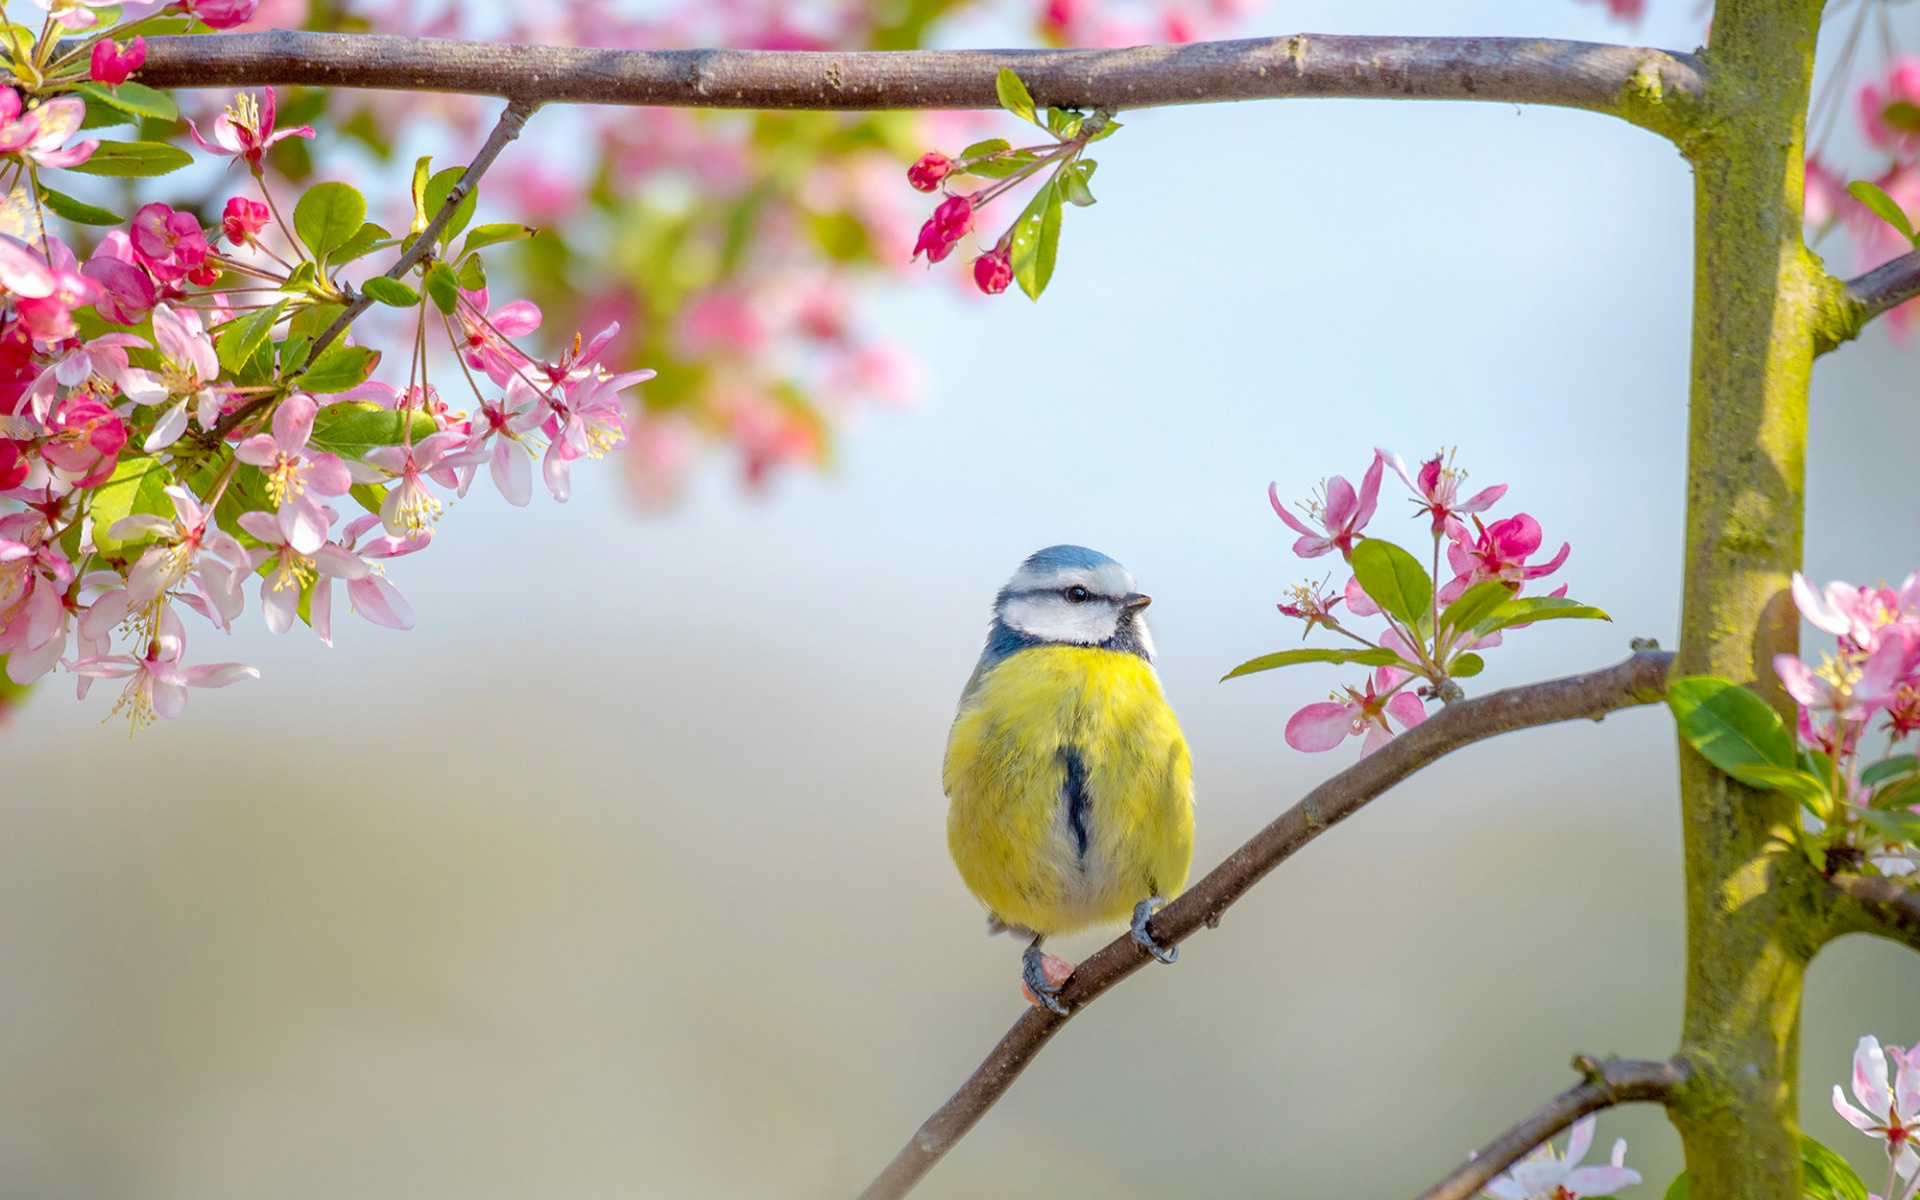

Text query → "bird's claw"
[1132,896,1177,964]
[1022,943,1070,1015]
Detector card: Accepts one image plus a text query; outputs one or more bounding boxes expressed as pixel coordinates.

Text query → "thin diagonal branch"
[134,32,1707,140]
[209,97,538,440]
[1826,872,1920,952]
[1412,1056,1690,1200]
[1816,248,1920,353]
[855,649,1675,1200]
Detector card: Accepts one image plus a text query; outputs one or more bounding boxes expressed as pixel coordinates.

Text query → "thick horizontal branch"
[1413,1056,1690,1200]
[855,649,1675,1200]
[134,32,1707,138]
[1826,873,1920,953]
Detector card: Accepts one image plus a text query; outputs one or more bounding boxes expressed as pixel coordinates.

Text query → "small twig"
[854,649,1675,1200]
[131,31,1708,141]
[209,97,538,441]
[307,96,539,363]
[1826,873,1920,952]
[1411,1056,1691,1200]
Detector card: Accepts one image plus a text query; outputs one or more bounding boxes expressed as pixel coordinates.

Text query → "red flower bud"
[186,261,221,287]
[912,194,975,262]
[907,152,952,193]
[89,37,146,86]
[972,245,1012,295]
[221,195,270,244]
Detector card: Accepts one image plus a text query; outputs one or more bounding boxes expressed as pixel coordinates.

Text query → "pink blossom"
[0,233,55,300]
[678,289,767,356]
[236,506,366,635]
[118,303,220,451]
[15,265,101,342]
[1441,513,1570,603]
[129,203,210,283]
[455,288,541,385]
[82,233,159,325]
[1269,454,1385,560]
[181,0,261,27]
[363,431,480,536]
[311,513,425,643]
[541,367,648,502]
[234,394,353,554]
[1775,639,1907,723]
[90,37,147,85]
[1276,578,1343,635]
[40,396,125,488]
[462,377,546,506]
[1381,447,1507,534]
[1483,1116,1642,1200]
[1834,1036,1920,1182]
[1791,572,1920,656]
[68,605,256,729]
[109,485,248,606]
[187,89,314,169]
[1860,59,1920,157]
[26,0,119,30]
[0,514,74,683]
[220,196,270,244]
[0,91,97,168]
[1284,666,1427,756]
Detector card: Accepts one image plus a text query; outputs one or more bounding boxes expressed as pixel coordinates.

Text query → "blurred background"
[7,0,1920,1196]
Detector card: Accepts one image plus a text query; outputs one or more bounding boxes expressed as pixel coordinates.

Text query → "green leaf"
[1862,808,1920,844]
[64,139,193,177]
[1862,754,1918,789]
[1449,652,1485,678]
[88,456,175,556]
[1886,100,1920,133]
[958,138,1010,159]
[293,181,367,264]
[330,221,392,266]
[1850,180,1918,246]
[1667,675,1798,776]
[279,333,312,376]
[36,185,121,226]
[73,80,178,121]
[960,149,1042,179]
[307,402,437,460]
[995,67,1039,126]
[1058,158,1097,206]
[360,276,420,307]
[349,481,387,516]
[1350,539,1435,630]
[1872,775,1920,811]
[1221,646,1402,681]
[1801,1135,1870,1200]
[1439,579,1513,636]
[459,222,534,255]
[423,261,459,314]
[1663,1172,1687,1200]
[1085,116,1122,142]
[420,165,477,245]
[455,254,486,290]
[409,155,432,233]
[1010,179,1062,300]
[296,344,379,394]
[215,298,286,376]
[283,259,320,295]
[1475,596,1612,636]
[1726,763,1832,808]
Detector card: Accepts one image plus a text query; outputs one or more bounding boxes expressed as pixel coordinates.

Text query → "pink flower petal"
[1286,702,1356,752]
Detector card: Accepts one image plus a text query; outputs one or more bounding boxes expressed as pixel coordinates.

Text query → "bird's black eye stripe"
[1065,585,1090,603]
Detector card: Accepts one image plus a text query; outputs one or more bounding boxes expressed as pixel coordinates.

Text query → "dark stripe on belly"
[1060,748,1090,861]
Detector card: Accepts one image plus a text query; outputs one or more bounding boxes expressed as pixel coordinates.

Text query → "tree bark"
[1668,3,1831,1198]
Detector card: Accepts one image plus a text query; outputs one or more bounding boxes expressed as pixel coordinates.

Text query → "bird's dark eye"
[1065,586,1090,604]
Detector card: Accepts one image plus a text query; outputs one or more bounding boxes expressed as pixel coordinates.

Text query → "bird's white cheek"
[1002,596,1119,644]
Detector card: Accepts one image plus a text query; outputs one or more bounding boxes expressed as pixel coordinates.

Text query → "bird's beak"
[1122,593,1152,612]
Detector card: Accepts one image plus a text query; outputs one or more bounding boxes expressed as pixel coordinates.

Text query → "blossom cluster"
[0,7,651,726]
[315,0,1256,500]
[905,69,1114,300]
[1762,571,1920,873]
[1481,1115,1641,1200]
[1232,448,1604,757]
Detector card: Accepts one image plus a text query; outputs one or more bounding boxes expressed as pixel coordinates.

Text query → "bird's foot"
[1131,896,1178,964]
[1021,943,1072,1014]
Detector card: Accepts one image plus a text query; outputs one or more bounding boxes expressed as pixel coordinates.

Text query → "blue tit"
[944,545,1194,1013]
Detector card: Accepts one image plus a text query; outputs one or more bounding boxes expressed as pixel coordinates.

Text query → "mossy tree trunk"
[1670,1,1837,1196]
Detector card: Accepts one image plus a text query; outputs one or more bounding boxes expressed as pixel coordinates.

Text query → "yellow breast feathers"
[943,644,1193,938]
